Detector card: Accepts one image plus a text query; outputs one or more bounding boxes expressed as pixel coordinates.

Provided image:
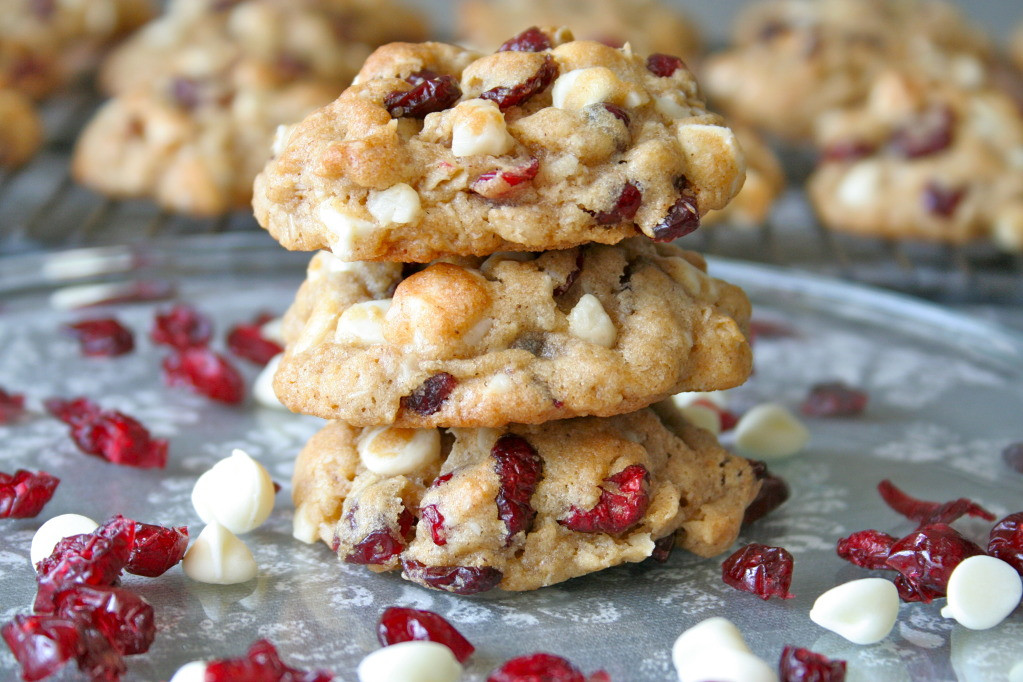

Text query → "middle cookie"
[275,237,752,428]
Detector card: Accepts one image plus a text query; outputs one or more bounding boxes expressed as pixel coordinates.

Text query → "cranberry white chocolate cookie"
[274,238,752,428]
[703,126,784,227]
[291,410,760,593]
[457,0,701,63]
[702,0,993,142]
[253,28,746,261]
[808,71,1023,250]
[0,89,43,167]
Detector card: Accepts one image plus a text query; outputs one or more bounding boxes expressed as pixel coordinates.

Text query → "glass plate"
[1,234,1021,681]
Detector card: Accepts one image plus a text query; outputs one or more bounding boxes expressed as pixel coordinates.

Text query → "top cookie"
[0,89,43,167]
[253,27,746,261]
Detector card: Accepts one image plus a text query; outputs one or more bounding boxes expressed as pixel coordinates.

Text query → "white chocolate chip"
[318,202,377,259]
[191,449,275,534]
[356,426,441,476]
[993,204,1023,253]
[335,300,391,346]
[450,99,514,157]
[291,505,322,544]
[259,317,284,345]
[676,124,746,201]
[253,353,286,410]
[485,372,515,396]
[810,578,899,645]
[678,403,721,435]
[940,555,1023,630]
[551,66,646,110]
[291,302,336,354]
[567,294,617,348]
[169,661,208,682]
[672,617,750,659]
[671,391,729,410]
[672,617,777,682]
[367,184,422,225]
[654,94,688,119]
[837,161,882,208]
[182,522,258,585]
[1011,661,1023,682]
[271,124,295,157]
[734,403,809,459]
[30,514,99,566]
[357,641,463,682]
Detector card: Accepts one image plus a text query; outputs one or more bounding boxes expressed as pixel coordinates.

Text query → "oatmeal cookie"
[0,89,43,167]
[703,126,784,227]
[292,410,759,592]
[807,71,1023,251]
[702,0,993,142]
[253,28,746,261]
[274,238,752,428]
[457,0,701,63]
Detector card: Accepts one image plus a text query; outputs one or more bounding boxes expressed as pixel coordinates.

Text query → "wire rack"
[3,89,1022,304]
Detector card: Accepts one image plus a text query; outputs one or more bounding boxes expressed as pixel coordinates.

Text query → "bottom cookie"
[292,409,759,593]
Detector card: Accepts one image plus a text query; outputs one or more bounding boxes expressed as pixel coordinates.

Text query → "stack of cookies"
[253,27,762,593]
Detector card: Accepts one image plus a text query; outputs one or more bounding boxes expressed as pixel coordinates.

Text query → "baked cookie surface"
[253,28,746,261]
[0,89,43,167]
[274,238,752,428]
[292,410,759,592]
[703,126,784,227]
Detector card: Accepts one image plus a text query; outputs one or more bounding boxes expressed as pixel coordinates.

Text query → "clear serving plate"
[1,233,1022,681]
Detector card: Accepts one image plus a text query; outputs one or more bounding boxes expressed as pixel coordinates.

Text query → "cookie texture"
[253,28,746,261]
[702,0,993,142]
[457,0,701,63]
[808,71,1023,251]
[274,238,752,427]
[0,89,43,167]
[292,410,760,592]
[703,126,784,227]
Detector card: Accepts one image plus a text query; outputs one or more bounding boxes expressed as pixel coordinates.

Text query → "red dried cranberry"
[0,470,59,518]
[397,508,416,542]
[885,523,983,603]
[553,250,585,297]
[75,625,126,681]
[560,464,649,534]
[29,0,56,19]
[646,53,686,78]
[922,182,965,218]
[401,559,503,594]
[64,319,135,357]
[385,73,462,118]
[481,55,558,110]
[487,652,607,682]
[205,639,333,682]
[432,472,455,488]
[400,373,457,416]
[651,534,675,562]
[652,182,700,242]
[987,512,1023,576]
[0,387,26,424]
[491,434,543,543]
[1003,443,1023,473]
[836,529,896,570]
[34,518,135,613]
[53,585,154,656]
[748,319,797,342]
[498,27,552,52]
[345,529,405,566]
[893,573,945,604]
[420,504,446,546]
[171,77,202,109]
[470,158,540,199]
[2,614,82,682]
[820,140,875,163]
[125,522,188,577]
[742,460,789,526]
[800,382,868,417]
[151,304,212,349]
[721,543,795,600]
[589,182,642,225]
[877,479,994,526]
[889,106,955,158]
[779,645,846,682]
[377,607,475,663]
[44,397,168,469]
[227,312,283,366]
[163,347,245,404]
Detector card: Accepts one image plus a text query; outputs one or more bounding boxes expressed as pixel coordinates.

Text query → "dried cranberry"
[481,55,558,110]
[205,639,333,682]
[151,304,212,349]
[560,464,649,534]
[470,158,540,199]
[889,106,955,158]
[836,530,896,570]
[171,77,202,109]
[45,397,168,469]
[876,479,994,526]
[75,625,126,681]
[646,53,686,78]
[820,140,875,163]
[53,585,154,656]
[0,387,26,424]
[29,0,56,19]
[588,182,642,225]
[125,522,188,577]
[400,373,457,416]
[163,347,245,404]
[885,523,983,603]
[742,460,789,526]
[893,573,945,604]
[778,645,846,682]
[64,319,135,357]
[748,319,797,341]
[498,27,552,52]
[651,183,700,242]
[344,529,405,566]
[377,607,475,663]
[601,103,630,126]
[385,73,462,118]
[491,435,543,543]
[553,250,584,298]
[401,559,503,595]
[226,312,283,366]
[488,652,607,682]
[1003,443,1023,473]
[397,508,416,542]
[420,504,446,546]
[721,543,795,600]
[800,382,868,417]
[988,512,1023,576]
[2,614,82,681]
[922,182,965,218]
[0,470,59,518]
[34,518,135,613]
[651,534,675,562]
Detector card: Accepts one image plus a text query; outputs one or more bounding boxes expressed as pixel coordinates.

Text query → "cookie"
[807,71,1023,251]
[253,27,746,261]
[292,409,760,593]
[703,126,784,227]
[274,238,752,428]
[0,89,43,167]
[457,0,701,63]
[702,0,993,142]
